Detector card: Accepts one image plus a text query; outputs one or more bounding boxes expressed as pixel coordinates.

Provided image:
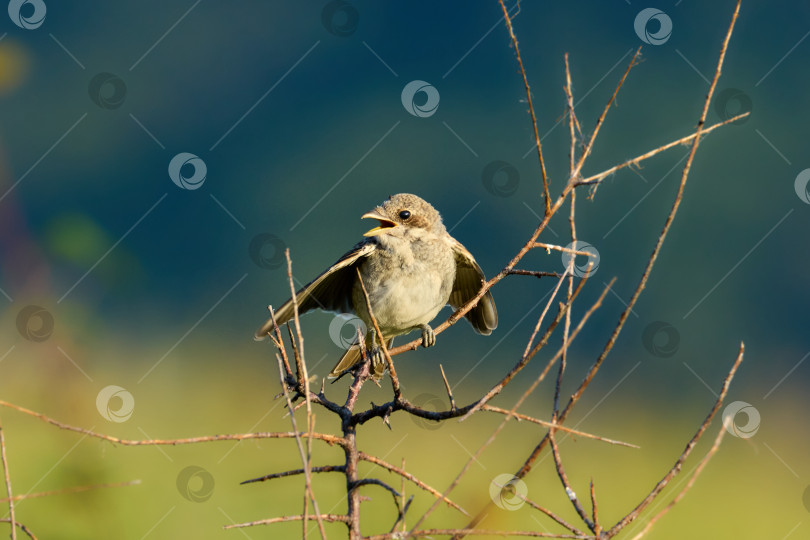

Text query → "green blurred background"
[1,1,808,538]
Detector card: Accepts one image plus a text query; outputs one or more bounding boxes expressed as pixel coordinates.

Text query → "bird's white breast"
[355,233,455,336]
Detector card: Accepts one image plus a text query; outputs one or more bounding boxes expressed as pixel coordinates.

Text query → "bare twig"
[0,479,140,503]
[358,451,468,515]
[241,465,344,485]
[549,430,595,532]
[590,479,601,536]
[481,405,637,448]
[564,52,579,175]
[608,343,744,536]
[0,421,16,540]
[629,426,728,540]
[498,0,550,214]
[275,345,325,539]
[507,269,562,279]
[265,305,294,382]
[519,491,587,537]
[570,47,642,183]
[439,365,457,411]
[0,401,346,447]
[224,514,349,529]
[0,520,36,540]
[576,112,749,190]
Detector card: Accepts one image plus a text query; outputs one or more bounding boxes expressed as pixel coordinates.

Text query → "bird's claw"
[369,346,387,381]
[420,324,435,348]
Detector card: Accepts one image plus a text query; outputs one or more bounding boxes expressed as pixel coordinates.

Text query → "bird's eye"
[399,210,411,220]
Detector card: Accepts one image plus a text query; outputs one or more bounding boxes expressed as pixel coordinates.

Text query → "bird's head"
[361,193,445,238]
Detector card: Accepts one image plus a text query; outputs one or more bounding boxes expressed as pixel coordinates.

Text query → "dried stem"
[224,514,349,529]
[549,430,595,532]
[577,112,749,190]
[0,421,16,540]
[358,452,467,515]
[0,401,346,447]
[608,343,744,536]
[439,365,457,411]
[590,479,601,536]
[481,405,637,448]
[0,520,36,540]
[241,466,344,485]
[0,480,140,503]
[628,426,728,540]
[498,0,550,214]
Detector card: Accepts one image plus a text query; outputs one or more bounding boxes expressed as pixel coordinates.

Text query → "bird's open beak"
[361,211,398,237]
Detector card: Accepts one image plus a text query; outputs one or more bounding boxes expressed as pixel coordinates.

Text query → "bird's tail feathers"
[328,337,394,381]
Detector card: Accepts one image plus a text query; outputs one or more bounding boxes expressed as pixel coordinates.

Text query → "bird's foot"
[369,346,387,381]
[420,324,436,348]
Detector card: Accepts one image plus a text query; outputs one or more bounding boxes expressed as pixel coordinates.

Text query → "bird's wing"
[254,240,376,341]
[448,239,498,335]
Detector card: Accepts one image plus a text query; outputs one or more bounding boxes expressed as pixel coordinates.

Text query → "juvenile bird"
[254,194,497,380]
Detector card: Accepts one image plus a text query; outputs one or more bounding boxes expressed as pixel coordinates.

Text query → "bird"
[254,193,497,380]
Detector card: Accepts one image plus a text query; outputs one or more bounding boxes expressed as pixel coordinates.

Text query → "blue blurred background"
[0,1,808,538]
